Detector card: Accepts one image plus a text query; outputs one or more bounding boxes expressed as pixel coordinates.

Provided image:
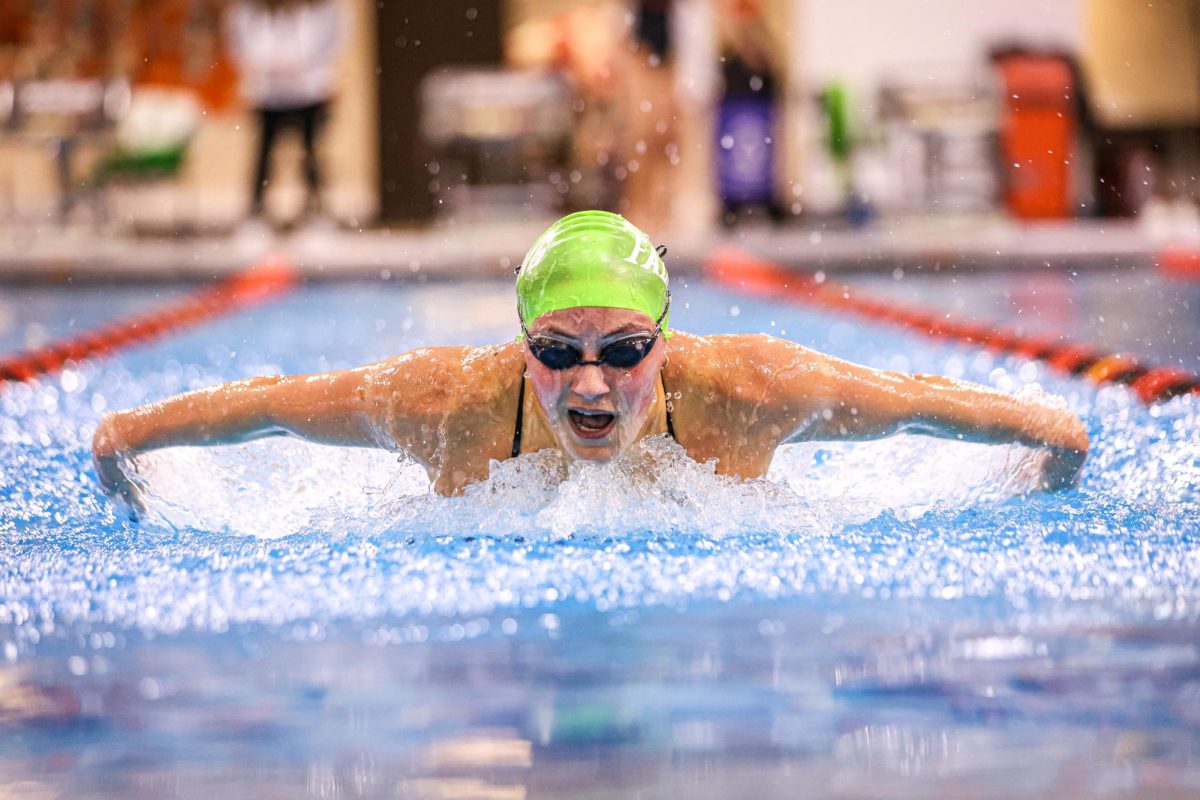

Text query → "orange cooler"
[994,54,1076,219]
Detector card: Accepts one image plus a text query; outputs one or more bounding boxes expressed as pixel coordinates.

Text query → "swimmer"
[93,211,1088,515]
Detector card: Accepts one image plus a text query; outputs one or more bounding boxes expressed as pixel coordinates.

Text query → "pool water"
[0,273,1198,798]
[852,267,1200,373]
[0,284,191,355]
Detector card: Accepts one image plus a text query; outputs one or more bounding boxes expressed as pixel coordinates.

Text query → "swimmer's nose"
[571,363,610,401]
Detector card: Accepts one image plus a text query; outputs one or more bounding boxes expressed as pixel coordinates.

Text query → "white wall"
[797,0,1083,110]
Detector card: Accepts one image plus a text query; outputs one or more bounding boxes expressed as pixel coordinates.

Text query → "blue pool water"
[853,267,1200,373]
[0,284,191,355]
[1,274,1198,798]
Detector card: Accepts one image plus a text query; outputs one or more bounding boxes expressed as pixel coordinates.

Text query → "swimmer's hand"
[1029,405,1089,492]
[1034,444,1088,492]
[92,414,147,521]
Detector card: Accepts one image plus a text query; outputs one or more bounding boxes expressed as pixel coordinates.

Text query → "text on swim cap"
[623,236,668,284]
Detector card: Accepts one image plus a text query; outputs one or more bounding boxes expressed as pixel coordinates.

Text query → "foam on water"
[130,416,1044,540]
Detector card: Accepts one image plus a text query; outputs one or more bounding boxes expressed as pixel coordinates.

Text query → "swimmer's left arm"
[759,342,1089,490]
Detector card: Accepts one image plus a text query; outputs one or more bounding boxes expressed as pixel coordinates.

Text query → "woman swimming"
[93,211,1088,513]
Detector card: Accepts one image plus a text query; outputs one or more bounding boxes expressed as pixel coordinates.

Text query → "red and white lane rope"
[0,256,299,388]
[706,248,1199,405]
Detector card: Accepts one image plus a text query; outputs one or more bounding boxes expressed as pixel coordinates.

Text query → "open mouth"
[567,408,616,440]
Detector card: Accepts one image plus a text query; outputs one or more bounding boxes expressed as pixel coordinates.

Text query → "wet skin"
[93,307,1090,510]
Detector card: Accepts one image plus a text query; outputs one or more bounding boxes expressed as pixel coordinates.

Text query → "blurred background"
[0,0,1198,275]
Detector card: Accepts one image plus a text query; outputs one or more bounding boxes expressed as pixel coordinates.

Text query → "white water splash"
[132,426,1048,541]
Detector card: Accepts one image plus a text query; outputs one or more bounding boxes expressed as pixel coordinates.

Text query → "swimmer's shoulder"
[363,341,524,415]
[664,331,824,398]
[663,332,836,467]
[667,331,835,431]
[660,332,815,476]
[361,342,524,481]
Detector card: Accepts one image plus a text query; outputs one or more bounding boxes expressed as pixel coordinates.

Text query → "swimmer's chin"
[560,438,620,462]
[569,447,620,462]
[557,428,625,463]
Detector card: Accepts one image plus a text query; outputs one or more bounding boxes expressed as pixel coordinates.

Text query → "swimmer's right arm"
[91,368,387,515]
[94,369,389,451]
[91,347,488,511]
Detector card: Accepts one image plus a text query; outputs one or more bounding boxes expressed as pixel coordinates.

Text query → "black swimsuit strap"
[512,375,526,458]
[662,375,677,441]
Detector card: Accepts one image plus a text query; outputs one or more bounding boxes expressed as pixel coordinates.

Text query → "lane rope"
[1158,247,1200,281]
[706,248,1200,404]
[0,256,300,388]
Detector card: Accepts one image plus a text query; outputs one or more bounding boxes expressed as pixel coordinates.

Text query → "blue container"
[717,95,776,206]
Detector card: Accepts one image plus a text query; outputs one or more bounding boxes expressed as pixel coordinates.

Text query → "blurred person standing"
[714,0,782,225]
[224,0,343,227]
[507,2,627,213]
[621,0,678,235]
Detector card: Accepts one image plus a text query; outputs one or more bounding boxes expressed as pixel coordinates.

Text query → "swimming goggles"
[519,294,670,371]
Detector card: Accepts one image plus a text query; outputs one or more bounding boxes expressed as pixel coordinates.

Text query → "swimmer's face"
[524,307,667,462]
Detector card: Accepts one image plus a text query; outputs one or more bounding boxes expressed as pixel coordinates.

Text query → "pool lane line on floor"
[0,256,300,388]
[1158,246,1200,281]
[706,248,1200,405]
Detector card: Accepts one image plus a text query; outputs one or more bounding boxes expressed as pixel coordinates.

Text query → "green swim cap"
[516,211,670,332]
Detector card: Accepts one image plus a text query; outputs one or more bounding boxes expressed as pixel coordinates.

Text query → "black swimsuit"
[511,375,676,458]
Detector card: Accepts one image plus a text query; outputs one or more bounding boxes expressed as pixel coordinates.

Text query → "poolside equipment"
[993,51,1077,219]
[877,73,999,214]
[94,87,200,185]
[420,68,573,221]
[0,77,128,223]
[515,210,670,331]
[716,22,781,222]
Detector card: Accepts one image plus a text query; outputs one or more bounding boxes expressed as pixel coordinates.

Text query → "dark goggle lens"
[529,336,655,370]
[599,339,652,368]
[531,343,581,370]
